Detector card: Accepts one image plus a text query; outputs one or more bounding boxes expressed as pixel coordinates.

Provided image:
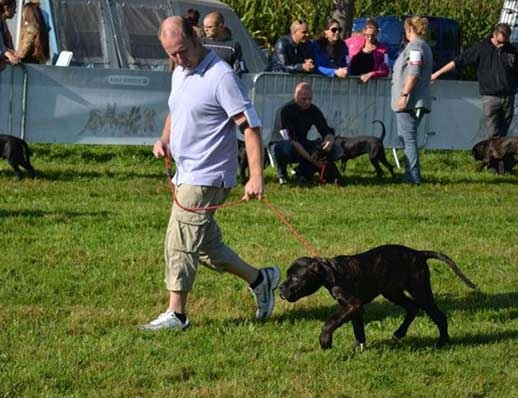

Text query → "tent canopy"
[10,0,268,72]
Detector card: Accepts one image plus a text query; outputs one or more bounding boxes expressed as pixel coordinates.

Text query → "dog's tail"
[372,120,386,142]
[421,251,477,289]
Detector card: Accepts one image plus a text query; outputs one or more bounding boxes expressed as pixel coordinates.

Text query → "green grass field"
[1,144,517,397]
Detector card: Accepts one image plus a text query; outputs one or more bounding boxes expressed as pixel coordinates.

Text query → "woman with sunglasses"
[312,18,348,78]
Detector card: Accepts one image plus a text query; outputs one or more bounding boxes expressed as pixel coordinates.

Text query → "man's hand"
[242,174,264,201]
[152,140,167,158]
[303,59,315,72]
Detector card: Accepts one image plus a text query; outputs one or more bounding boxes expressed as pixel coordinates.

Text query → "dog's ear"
[309,257,336,285]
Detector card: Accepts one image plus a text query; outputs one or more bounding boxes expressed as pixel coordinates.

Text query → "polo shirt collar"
[183,49,217,76]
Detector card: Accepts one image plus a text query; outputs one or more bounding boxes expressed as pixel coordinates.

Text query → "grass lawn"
[1,144,517,397]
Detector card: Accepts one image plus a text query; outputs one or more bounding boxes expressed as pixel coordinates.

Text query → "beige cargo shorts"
[164,184,242,291]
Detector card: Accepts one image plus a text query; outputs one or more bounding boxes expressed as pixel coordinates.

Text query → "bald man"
[271,82,341,184]
[201,11,246,74]
[269,20,314,73]
[138,17,280,331]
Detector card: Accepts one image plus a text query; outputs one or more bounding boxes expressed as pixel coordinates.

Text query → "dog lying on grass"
[0,135,36,179]
[472,137,518,174]
[279,244,476,350]
[335,120,395,178]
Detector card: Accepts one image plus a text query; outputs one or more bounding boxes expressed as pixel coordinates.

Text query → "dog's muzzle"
[279,284,288,300]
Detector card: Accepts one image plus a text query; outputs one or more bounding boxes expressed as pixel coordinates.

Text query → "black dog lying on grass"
[472,137,518,174]
[0,134,36,179]
[335,120,395,178]
[279,244,476,350]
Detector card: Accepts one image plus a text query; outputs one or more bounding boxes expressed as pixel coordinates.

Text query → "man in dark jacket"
[201,11,246,75]
[269,20,315,73]
[271,82,341,184]
[432,23,518,138]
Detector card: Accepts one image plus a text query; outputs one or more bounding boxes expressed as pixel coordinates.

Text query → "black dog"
[0,134,36,179]
[335,120,395,178]
[279,244,476,350]
[310,145,345,185]
[237,139,269,184]
[472,137,518,174]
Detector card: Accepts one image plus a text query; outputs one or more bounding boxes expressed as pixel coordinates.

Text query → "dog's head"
[472,139,491,161]
[279,257,336,302]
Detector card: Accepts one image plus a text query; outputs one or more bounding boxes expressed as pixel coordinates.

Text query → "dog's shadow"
[277,290,518,322]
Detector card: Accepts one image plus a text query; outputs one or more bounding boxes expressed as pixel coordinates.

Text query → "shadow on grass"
[244,290,518,349]
[0,209,110,218]
[263,172,517,188]
[5,169,164,182]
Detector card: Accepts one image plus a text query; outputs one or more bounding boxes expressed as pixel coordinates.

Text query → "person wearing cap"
[432,23,518,138]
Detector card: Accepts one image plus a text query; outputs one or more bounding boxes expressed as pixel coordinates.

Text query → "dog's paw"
[392,329,406,341]
[319,334,333,350]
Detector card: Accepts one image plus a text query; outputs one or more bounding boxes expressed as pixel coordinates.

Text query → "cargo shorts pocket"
[166,213,209,253]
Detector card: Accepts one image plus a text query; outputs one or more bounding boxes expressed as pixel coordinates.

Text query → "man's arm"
[233,112,264,200]
[431,60,456,82]
[312,107,335,151]
[153,113,171,158]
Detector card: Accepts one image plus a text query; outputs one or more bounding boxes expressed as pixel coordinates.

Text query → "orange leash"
[260,197,320,257]
[163,156,320,256]
[164,155,246,211]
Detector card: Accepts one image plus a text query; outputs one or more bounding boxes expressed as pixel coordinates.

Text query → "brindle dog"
[279,244,476,350]
[472,137,518,174]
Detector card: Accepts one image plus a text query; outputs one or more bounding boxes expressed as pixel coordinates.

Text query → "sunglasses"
[330,27,343,33]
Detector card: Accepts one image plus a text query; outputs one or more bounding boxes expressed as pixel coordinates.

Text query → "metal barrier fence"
[251,72,518,149]
[1,66,517,148]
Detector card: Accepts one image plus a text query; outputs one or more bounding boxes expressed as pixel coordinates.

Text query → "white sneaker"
[137,310,190,331]
[249,266,281,320]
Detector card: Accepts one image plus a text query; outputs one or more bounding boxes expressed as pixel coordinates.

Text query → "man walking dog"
[139,16,280,331]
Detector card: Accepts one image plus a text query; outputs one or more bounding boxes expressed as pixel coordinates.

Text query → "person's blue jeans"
[271,140,296,179]
[271,140,317,180]
[396,110,424,184]
[271,139,342,180]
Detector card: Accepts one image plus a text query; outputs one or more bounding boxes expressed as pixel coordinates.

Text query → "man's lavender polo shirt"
[168,50,260,188]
